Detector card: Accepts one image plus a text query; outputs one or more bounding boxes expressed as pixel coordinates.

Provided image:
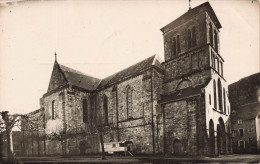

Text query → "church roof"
[97,55,163,89]
[160,2,222,33]
[59,64,101,91]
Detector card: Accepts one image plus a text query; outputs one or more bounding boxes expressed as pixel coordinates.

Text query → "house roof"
[160,2,222,33]
[97,55,163,89]
[59,64,101,91]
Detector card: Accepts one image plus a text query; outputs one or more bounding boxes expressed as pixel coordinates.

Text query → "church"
[21,2,231,156]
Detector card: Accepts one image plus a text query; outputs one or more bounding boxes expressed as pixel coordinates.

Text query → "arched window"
[126,87,133,119]
[177,35,181,53]
[187,29,191,48]
[172,37,176,55]
[192,26,196,46]
[209,23,213,45]
[103,95,108,125]
[83,99,88,123]
[214,30,218,53]
[213,80,217,109]
[223,88,226,114]
[52,100,55,120]
[218,79,223,112]
[211,53,215,69]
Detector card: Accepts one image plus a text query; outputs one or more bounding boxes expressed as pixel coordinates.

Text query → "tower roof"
[160,2,222,34]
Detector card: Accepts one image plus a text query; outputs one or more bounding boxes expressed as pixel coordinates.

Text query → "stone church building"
[22,2,231,156]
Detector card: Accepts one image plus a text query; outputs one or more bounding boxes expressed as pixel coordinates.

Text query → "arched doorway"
[218,117,226,154]
[217,124,221,154]
[209,119,215,155]
[173,139,183,154]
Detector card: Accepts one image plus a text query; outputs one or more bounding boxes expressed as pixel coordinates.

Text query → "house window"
[188,29,192,48]
[213,80,217,109]
[83,99,88,123]
[177,35,181,53]
[103,95,108,125]
[126,87,133,119]
[231,130,236,137]
[192,26,196,46]
[239,129,244,137]
[248,128,253,133]
[112,144,116,148]
[52,100,56,120]
[238,119,243,124]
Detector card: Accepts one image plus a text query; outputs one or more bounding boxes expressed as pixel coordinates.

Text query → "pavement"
[1,154,260,164]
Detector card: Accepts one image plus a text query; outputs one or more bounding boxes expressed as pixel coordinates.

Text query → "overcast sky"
[0,0,259,114]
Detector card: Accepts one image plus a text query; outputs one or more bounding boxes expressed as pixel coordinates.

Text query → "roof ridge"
[59,63,101,80]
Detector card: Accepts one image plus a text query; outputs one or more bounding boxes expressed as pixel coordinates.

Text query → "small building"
[229,72,260,154]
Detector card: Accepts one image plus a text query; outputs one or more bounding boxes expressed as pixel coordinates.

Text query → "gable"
[47,62,68,92]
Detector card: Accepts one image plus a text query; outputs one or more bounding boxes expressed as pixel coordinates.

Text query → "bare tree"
[0,111,23,160]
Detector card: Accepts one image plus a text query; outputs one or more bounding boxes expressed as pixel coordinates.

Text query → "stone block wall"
[163,12,207,61]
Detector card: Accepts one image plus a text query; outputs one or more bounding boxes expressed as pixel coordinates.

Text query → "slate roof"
[54,55,162,91]
[97,55,163,89]
[160,2,222,33]
[59,64,101,91]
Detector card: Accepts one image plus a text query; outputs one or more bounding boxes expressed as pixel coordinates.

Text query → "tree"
[0,111,23,160]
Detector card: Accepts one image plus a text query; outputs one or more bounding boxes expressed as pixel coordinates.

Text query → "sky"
[0,0,259,114]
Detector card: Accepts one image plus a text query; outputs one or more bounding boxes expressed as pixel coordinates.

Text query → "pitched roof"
[160,2,221,33]
[97,55,163,89]
[59,64,101,91]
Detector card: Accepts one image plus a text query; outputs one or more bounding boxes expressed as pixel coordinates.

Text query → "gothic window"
[192,26,196,46]
[83,99,88,123]
[218,79,223,112]
[103,95,108,125]
[188,29,191,48]
[214,30,218,53]
[220,62,223,76]
[213,80,217,109]
[223,88,226,114]
[52,100,56,120]
[173,37,176,55]
[209,23,213,45]
[177,35,181,53]
[126,87,133,119]
[211,53,215,69]
[209,94,211,105]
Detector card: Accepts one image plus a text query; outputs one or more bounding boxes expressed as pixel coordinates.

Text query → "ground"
[1,154,260,164]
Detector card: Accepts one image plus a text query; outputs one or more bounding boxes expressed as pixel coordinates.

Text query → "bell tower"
[160,2,223,93]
